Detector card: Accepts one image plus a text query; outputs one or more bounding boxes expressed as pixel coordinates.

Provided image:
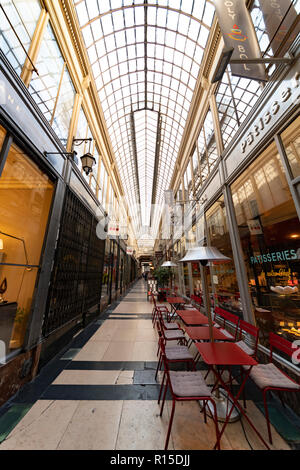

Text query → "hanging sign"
[213,0,267,81]
[258,0,300,57]
[126,246,133,255]
[108,221,119,236]
[247,218,263,235]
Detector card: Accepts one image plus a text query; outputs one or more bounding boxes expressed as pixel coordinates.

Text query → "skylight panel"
[112,10,125,30]
[86,0,98,20]
[156,8,167,27]
[124,7,135,27]
[76,2,89,26]
[99,0,110,15]
[203,2,215,26]
[74,0,216,243]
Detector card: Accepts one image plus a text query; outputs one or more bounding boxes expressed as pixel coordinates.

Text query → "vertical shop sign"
[213,0,267,81]
[258,0,300,56]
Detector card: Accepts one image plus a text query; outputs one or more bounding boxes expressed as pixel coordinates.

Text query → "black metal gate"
[42,188,105,337]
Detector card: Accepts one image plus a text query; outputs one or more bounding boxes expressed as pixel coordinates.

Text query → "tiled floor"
[0,280,292,450]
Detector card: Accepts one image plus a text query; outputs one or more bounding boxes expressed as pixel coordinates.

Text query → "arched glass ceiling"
[74,0,215,244]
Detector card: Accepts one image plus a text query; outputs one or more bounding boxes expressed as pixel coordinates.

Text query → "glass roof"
[74,0,215,245]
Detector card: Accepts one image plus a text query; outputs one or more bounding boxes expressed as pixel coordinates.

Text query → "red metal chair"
[157,316,187,346]
[156,309,181,331]
[158,348,221,450]
[214,307,239,340]
[151,292,170,326]
[246,332,300,444]
[155,332,196,382]
[191,294,202,310]
[236,319,259,358]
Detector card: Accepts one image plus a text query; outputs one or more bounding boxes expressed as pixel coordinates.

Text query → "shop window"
[0,125,6,148]
[206,196,242,316]
[231,142,300,352]
[101,238,110,302]
[0,141,54,359]
[281,115,300,180]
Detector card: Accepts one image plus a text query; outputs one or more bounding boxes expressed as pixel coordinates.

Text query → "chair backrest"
[269,332,296,361]
[214,306,239,339]
[238,319,259,353]
[151,292,157,307]
[191,294,202,307]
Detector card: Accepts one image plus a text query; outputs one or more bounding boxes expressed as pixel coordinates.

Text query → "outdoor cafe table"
[185,326,233,342]
[195,342,270,450]
[176,310,210,326]
[167,297,186,320]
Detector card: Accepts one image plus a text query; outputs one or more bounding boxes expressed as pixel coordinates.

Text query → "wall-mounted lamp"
[44,138,96,175]
[80,152,96,175]
[0,239,3,250]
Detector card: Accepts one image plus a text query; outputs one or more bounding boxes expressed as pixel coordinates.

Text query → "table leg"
[211,366,270,450]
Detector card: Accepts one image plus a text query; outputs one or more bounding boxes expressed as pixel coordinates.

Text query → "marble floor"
[0,280,292,450]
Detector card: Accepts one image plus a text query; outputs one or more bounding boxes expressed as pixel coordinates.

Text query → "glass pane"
[29,21,65,125]
[281,116,300,179]
[0,141,54,357]
[51,66,75,143]
[206,196,242,315]
[216,68,262,149]
[0,125,6,150]
[0,0,41,76]
[231,142,300,356]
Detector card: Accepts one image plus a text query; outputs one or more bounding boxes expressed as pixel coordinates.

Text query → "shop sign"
[247,218,263,235]
[126,246,133,255]
[258,0,300,56]
[241,71,300,155]
[250,249,298,264]
[108,221,119,236]
[213,0,266,81]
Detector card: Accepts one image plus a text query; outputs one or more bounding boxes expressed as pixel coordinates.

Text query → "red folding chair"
[158,349,221,450]
[246,332,300,444]
[155,333,196,382]
[214,307,239,340]
[191,294,202,310]
[236,319,259,358]
[157,316,187,346]
[151,292,170,326]
[156,309,181,331]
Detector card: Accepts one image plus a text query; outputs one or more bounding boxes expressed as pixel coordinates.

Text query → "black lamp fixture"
[44,137,96,175]
[80,152,96,175]
[72,137,96,175]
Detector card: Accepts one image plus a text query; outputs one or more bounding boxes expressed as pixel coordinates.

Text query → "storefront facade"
[0,48,137,404]
[169,39,300,411]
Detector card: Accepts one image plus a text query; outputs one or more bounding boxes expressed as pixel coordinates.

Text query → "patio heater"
[179,245,240,422]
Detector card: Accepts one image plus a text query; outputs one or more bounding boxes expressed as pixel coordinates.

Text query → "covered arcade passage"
[0,0,299,452]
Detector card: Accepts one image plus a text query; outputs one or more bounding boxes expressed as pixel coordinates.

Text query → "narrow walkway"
[0,280,291,450]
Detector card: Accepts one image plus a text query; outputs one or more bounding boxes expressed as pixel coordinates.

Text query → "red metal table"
[167,297,186,320]
[185,326,233,341]
[195,342,270,450]
[185,326,233,360]
[176,310,210,326]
